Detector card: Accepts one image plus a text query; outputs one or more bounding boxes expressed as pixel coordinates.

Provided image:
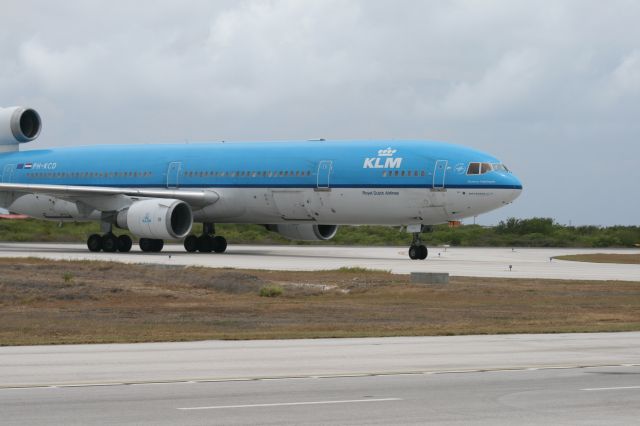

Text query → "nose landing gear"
[408,232,428,260]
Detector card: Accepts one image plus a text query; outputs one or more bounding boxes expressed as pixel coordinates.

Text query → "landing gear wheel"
[184,235,198,252]
[139,238,163,252]
[418,244,428,260]
[409,245,419,260]
[117,235,133,252]
[151,239,164,252]
[139,238,152,252]
[102,233,119,253]
[212,236,227,253]
[409,244,428,260]
[197,235,213,253]
[87,234,103,252]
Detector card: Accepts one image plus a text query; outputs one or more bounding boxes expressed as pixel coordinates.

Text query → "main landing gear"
[87,222,162,253]
[183,223,227,254]
[87,233,133,253]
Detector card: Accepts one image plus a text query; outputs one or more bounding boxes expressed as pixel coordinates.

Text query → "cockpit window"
[491,163,510,172]
[466,162,480,175]
[467,162,510,175]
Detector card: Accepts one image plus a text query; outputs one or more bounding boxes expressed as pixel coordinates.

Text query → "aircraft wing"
[0,183,219,208]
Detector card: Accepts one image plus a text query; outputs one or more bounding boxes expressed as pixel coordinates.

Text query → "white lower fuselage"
[6,186,520,227]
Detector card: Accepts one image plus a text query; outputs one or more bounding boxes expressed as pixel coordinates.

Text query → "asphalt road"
[1,333,640,425]
[1,243,639,280]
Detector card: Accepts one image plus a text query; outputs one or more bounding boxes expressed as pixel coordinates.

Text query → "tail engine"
[0,107,42,150]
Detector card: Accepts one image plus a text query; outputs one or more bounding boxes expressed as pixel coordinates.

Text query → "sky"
[1,0,639,226]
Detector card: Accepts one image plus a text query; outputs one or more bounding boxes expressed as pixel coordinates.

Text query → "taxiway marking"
[177,397,402,410]
[581,385,640,391]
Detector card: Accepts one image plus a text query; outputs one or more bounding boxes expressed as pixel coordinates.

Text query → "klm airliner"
[0,106,522,259]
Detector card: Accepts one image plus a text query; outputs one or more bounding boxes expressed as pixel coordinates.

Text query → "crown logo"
[378,147,396,157]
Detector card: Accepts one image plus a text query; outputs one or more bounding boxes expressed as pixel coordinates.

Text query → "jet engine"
[117,199,193,240]
[265,224,338,241]
[0,107,42,148]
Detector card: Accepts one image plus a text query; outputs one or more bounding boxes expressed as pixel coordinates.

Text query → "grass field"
[554,254,640,264]
[1,258,639,346]
[1,217,640,247]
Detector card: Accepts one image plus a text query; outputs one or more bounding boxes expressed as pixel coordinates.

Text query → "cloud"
[438,49,545,119]
[1,0,640,224]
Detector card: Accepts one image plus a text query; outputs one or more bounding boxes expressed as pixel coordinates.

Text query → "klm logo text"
[363,147,402,169]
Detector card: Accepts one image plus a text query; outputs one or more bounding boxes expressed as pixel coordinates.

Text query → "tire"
[184,235,198,252]
[212,236,227,253]
[197,235,212,253]
[102,233,118,253]
[151,239,164,252]
[117,235,133,252]
[418,245,428,260]
[139,238,152,252]
[87,234,103,252]
[409,245,418,260]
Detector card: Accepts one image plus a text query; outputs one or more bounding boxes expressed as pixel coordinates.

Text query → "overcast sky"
[2,1,639,225]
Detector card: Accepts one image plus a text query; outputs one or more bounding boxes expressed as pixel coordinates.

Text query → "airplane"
[0,106,522,260]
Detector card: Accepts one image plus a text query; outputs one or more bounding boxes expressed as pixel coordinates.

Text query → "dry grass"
[554,253,640,264]
[1,258,639,346]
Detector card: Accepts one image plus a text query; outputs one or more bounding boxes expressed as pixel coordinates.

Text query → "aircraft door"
[432,160,447,191]
[316,160,333,190]
[2,164,15,183]
[166,161,182,188]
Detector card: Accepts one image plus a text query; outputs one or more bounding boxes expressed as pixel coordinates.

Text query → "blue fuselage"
[0,140,522,226]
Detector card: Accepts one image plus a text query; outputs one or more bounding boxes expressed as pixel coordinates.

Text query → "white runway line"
[177,397,402,410]
[581,385,640,391]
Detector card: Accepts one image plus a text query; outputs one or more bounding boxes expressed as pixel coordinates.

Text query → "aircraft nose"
[504,173,523,203]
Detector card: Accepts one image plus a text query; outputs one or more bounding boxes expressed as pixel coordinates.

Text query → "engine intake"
[117,199,193,240]
[0,106,42,147]
[266,224,338,241]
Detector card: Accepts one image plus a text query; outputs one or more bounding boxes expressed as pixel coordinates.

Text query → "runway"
[1,333,639,425]
[1,242,640,280]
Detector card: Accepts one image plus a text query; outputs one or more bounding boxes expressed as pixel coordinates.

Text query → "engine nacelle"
[117,199,193,240]
[265,224,338,241]
[0,107,42,149]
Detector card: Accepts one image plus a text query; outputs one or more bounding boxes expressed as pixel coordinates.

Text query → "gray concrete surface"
[1,333,639,387]
[2,367,640,425]
[1,243,640,280]
[1,334,639,425]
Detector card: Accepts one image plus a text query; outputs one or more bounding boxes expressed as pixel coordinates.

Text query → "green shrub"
[259,285,283,297]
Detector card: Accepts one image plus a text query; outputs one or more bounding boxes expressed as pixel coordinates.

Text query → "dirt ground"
[1,258,639,345]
